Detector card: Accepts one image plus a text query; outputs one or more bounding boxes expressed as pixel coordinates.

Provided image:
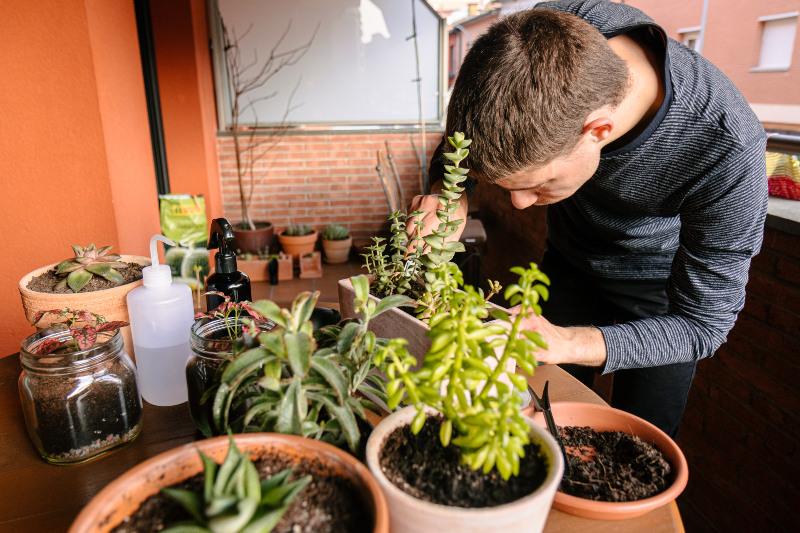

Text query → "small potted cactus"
[18,244,150,353]
[278,224,317,259]
[321,224,352,264]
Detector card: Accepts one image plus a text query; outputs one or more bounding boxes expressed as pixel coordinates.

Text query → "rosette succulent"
[54,244,128,292]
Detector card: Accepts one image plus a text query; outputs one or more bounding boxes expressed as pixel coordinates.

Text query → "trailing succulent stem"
[375,263,550,480]
[54,244,128,292]
[211,277,412,451]
[362,211,424,297]
[162,436,310,533]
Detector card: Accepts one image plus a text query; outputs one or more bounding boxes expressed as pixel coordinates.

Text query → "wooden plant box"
[300,252,323,279]
[237,258,268,282]
[277,254,293,281]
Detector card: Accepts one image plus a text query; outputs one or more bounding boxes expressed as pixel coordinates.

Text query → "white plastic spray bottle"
[127,235,194,406]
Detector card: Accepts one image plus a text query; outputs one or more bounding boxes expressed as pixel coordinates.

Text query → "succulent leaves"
[161,436,311,533]
[321,224,350,241]
[54,243,128,292]
[282,224,313,237]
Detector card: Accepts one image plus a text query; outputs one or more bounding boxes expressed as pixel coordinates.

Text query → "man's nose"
[510,190,538,210]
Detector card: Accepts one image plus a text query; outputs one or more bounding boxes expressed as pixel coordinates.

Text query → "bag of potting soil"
[158,194,210,289]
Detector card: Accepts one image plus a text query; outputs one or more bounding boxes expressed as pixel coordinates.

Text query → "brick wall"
[217,131,441,239]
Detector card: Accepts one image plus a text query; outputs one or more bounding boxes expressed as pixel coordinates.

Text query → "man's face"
[495,135,601,209]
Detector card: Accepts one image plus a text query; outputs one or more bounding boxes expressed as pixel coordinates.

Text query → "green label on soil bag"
[159,194,210,288]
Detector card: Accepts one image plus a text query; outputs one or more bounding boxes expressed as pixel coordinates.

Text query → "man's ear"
[582,117,613,144]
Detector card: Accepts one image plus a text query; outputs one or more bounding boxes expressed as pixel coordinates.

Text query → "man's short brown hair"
[445,9,629,182]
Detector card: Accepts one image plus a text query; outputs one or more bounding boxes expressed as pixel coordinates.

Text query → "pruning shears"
[530,381,570,475]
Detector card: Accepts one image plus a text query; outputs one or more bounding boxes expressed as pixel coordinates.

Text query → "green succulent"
[54,244,129,292]
[162,436,310,533]
[282,224,313,237]
[321,224,350,241]
[375,263,550,480]
[211,277,412,451]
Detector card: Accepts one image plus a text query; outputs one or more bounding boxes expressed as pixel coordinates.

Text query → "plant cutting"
[19,244,150,353]
[278,224,317,259]
[321,224,352,264]
[365,263,564,533]
[70,434,389,533]
[209,279,412,454]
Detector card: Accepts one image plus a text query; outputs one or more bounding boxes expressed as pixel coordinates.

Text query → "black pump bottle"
[205,218,251,310]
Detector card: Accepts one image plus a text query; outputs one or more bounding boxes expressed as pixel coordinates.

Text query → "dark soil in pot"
[27,263,144,293]
[111,453,372,533]
[558,426,672,502]
[379,417,548,507]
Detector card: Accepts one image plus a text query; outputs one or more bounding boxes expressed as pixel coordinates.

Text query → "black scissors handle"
[530,381,570,474]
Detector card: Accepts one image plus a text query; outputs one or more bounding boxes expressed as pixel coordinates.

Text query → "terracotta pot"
[233,221,274,254]
[18,255,150,357]
[70,433,389,533]
[531,402,689,521]
[278,230,318,259]
[237,258,269,282]
[366,406,564,533]
[322,236,352,264]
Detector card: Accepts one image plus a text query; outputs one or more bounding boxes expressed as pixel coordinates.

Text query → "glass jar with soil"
[186,317,274,436]
[18,327,142,464]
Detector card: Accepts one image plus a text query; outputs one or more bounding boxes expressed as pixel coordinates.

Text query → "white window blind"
[756,14,798,70]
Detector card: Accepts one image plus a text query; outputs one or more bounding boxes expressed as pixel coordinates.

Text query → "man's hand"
[407,192,469,250]
[516,311,608,367]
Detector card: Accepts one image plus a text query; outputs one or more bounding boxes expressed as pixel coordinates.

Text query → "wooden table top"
[0,356,683,533]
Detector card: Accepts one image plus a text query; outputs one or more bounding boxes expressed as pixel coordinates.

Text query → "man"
[413,0,767,437]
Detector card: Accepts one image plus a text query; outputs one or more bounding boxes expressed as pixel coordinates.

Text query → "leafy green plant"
[375,263,550,480]
[321,224,350,241]
[211,277,412,452]
[282,225,313,237]
[53,244,129,292]
[162,436,310,533]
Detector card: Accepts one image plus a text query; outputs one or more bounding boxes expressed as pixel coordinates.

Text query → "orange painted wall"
[0,1,159,356]
[150,0,223,221]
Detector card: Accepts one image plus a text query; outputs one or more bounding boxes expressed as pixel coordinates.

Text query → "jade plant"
[282,224,314,237]
[374,263,550,479]
[162,436,311,533]
[31,309,128,354]
[54,244,129,292]
[211,277,412,452]
[321,224,350,241]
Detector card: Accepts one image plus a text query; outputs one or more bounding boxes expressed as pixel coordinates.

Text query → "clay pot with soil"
[233,221,274,255]
[70,433,389,533]
[531,402,689,520]
[321,224,352,264]
[278,225,317,259]
[236,251,272,282]
[366,406,563,533]
[19,245,149,354]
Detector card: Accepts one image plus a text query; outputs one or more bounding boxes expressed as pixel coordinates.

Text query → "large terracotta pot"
[531,402,689,521]
[18,255,150,356]
[366,406,564,533]
[70,433,389,533]
[233,221,274,254]
[278,230,318,259]
[322,236,353,264]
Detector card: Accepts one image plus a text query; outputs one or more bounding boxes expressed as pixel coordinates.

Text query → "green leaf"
[161,488,204,523]
[292,291,318,326]
[411,409,427,434]
[258,359,281,391]
[310,357,348,402]
[335,322,359,353]
[443,241,465,253]
[285,332,312,376]
[55,260,81,274]
[275,379,303,435]
[318,396,361,451]
[199,451,217,502]
[249,300,284,326]
[221,348,267,384]
[66,269,92,292]
[161,525,212,533]
[350,275,370,304]
[243,458,261,501]
[439,419,453,447]
[373,294,414,317]
[240,507,288,533]
[85,263,124,284]
[208,498,257,533]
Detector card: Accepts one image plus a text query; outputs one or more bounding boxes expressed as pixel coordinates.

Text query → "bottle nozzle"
[144,235,176,287]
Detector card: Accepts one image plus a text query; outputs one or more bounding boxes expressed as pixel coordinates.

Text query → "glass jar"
[18,327,142,464]
[187,318,273,436]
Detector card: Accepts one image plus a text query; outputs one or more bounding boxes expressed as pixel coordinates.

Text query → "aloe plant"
[211,276,412,451]
[375,263,550,480]
[53,244,129,292]
[162,436,310,533]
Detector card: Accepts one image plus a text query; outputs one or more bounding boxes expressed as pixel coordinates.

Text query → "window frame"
[751,11,798,73]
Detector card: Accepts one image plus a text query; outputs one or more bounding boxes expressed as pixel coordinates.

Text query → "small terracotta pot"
[278,230,318,259]
[18,255,150,357]
[233,221,274,254]
[531,402,689,520]
[366,406,564,533]
[322,236,352,264]
[70,433,389,533]
[237,258,269,282]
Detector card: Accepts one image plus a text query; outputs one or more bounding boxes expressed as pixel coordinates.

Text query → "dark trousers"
[540,247,697,438]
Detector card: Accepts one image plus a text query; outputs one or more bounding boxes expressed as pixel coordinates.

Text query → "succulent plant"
[282,224,313,237]
[211,277,412,451]
[54,244,129,292]
[321,224,350,241]
[375,263,550,480]
[161,436,310,533]
[30,309,128,354]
